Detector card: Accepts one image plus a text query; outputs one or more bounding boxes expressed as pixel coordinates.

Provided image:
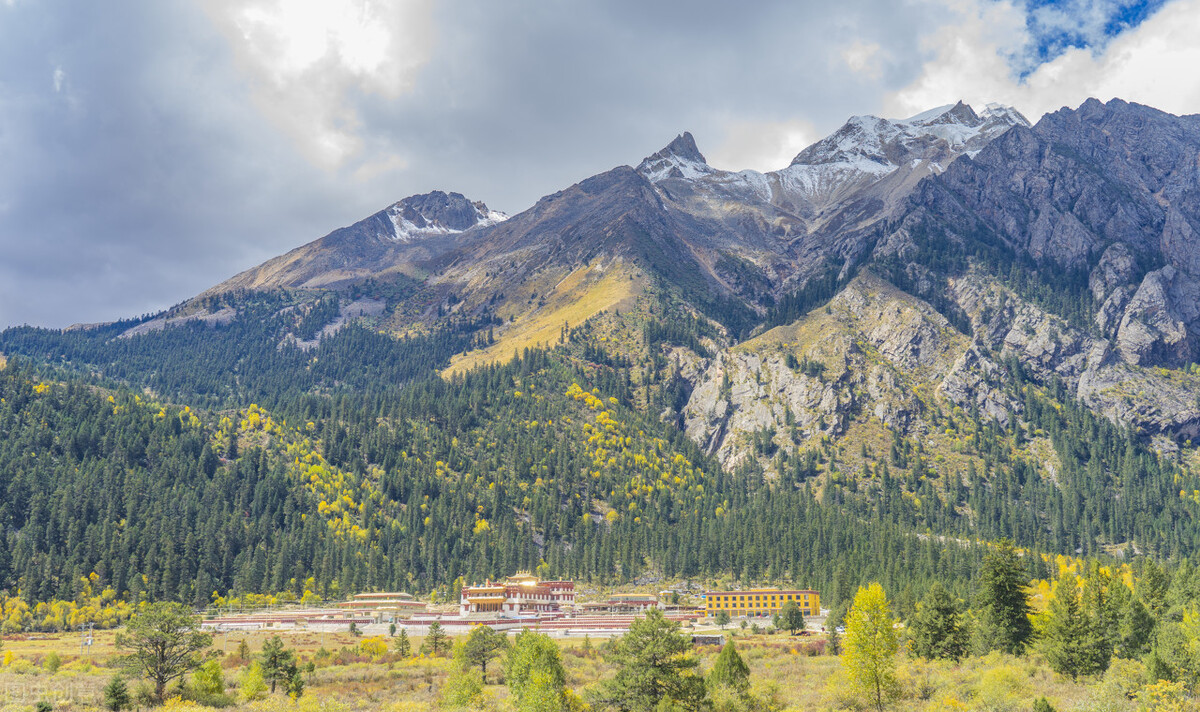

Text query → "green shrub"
[237,662,267,702]
[102,676,131,712]
[42,652,61,674]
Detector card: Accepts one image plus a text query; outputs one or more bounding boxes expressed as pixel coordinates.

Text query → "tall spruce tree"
[974,540,1032,655]
[1041,573,1090,679]
[907,583,967,661]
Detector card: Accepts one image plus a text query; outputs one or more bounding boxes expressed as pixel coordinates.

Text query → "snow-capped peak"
[636,132,715,183]
[380,191,507,243]
[774,101,1028,205]
[790,101,1028,167]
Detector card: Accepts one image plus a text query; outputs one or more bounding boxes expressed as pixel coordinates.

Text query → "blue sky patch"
[1014,0,1170,73]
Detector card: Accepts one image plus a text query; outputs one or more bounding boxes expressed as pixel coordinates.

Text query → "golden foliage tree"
[842,583,899,712]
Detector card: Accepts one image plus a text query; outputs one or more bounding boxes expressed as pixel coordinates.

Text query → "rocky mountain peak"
[789,101,1028,170]
[383,190,507,243]
[636,131,714,183]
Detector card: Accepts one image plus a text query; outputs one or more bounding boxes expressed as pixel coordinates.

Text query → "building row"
[202,573,821,631]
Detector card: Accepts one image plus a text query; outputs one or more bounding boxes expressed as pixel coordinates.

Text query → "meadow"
[0,626,1117,712]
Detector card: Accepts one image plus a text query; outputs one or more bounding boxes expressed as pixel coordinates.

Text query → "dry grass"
[0,629,1117,711]
[445,262,644,376]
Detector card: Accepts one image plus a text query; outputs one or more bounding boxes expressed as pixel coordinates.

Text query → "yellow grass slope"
[445,262,644,376]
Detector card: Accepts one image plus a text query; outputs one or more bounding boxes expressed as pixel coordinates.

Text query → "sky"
[1,0,1198,328]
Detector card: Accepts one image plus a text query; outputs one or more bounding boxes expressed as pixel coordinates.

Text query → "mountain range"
[4,97,1200,607]
[206,97,1200,448]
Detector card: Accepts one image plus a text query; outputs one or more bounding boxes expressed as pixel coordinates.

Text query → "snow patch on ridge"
[382,201,507,243]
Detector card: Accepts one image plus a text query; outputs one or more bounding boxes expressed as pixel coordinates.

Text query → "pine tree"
[907,583,967,661]
[1114,589,1155,660]
[458,625,509,680]
[114,602,212,702]
[394,629,411,657]
[592,609,707,711]
[259,636,296,694]
[842,583,899,712]
[102,676,130,712]
[708,641,750,694]
[1041,573,1090,679]
[974,540,1032,655]
[422,621,450,657]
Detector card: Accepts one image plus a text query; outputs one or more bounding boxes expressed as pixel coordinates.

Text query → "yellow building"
[704,588,820,618]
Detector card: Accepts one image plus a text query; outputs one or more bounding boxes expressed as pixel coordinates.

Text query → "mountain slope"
[7,97,1200,611]
[210,191,507,293]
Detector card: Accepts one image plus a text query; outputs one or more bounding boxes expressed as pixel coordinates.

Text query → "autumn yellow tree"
[843,583,899,712]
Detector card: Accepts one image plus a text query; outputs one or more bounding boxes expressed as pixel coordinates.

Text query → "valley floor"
[0,628,1122,712]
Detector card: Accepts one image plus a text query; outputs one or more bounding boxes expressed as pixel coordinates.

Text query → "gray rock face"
[682,274,975,466]
[877,99,1200,374]
[205,191,505,293]
[1090,243,1137,301]
[1116,266,1200,367]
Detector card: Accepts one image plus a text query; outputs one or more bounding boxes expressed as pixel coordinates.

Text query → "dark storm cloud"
[0,1,386,328]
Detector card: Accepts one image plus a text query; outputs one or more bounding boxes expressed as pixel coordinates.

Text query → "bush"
[238,663,267,702]
[1100,658,1147,700]
[133,681,156,707]
[973,665,1029,712]
[43,652,62,674]
[103,675,131,712]
[440,668,485,710]
[360,636,389,660]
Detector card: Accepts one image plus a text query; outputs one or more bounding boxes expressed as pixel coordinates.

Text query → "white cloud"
[52,67,64,92]
[886,0,1200,123]
[201,0,434,169]
[843,40,885,80]
[708,119,818,173]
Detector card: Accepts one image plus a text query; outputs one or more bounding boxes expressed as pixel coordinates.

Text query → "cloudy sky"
[2,0,1197,328]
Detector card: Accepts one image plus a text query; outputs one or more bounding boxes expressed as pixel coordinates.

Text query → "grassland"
[0,625,1118,712]
[445,262,645,376]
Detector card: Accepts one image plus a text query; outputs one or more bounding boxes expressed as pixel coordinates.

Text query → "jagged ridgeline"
[5,98,1200,612]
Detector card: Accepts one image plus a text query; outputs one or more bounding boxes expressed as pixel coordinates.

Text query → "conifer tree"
[974,540,1032,655]
[1041,573,1090,679]
[1113,584,1154,660]
[422,621,450,657]
[102,676,130,712]
[593,609,706,711]
[115,602,212,702]
[907,583,967,661]
[259,636,297,694]
[458,625,509,680]
[394,629,411,657]
[708,641,750,695]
